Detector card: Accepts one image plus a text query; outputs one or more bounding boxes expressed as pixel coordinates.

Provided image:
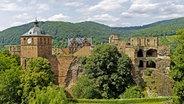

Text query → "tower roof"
[22,20,50,36]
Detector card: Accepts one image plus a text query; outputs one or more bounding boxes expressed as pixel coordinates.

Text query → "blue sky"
[1,0,184,31]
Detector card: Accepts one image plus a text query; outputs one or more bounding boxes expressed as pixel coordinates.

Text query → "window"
[146,49,157,57]
[139,60,143,67]
[146,61,156,68]
[137,49,143,57]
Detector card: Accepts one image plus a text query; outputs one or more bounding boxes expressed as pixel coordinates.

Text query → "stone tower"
[109,34,120,45]
[20,20,52,68]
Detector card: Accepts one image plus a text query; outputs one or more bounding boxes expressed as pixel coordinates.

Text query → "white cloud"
[86,14,119,22]
[13,13,32,20]
[89,0,128,11]
[38,4,49,11]
[154,14,182,19]
[64,1,83,7]
[121,0,184,19]
[0,0,32,12]
[36,4,50,13]
[121,12,149,18]
[0,2,20,11]
[48,13,70,21]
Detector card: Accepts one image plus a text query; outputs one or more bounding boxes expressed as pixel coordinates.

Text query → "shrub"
[29,85,67,104]
[119,86,144,98]
[72,75,101,99]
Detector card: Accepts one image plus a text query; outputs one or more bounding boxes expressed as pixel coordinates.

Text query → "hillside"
[0,21,132,48]
[132,17,184,37]
[0,17,184,48]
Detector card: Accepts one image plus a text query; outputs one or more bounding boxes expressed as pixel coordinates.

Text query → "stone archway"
[146,61,156,68]
[146,49,157,57]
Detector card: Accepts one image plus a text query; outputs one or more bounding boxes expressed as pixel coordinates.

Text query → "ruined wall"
[109,34,120,45]
[57,56,75,85]
[148,71,174,96]
[8,45,21,56]
[125,47,136,64]
[130,37,158,47]
[157,45,170,73]
[117,41,126,53]
[64,58,83,94]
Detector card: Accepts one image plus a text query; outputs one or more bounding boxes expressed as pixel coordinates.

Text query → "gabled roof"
[74,46,93,57]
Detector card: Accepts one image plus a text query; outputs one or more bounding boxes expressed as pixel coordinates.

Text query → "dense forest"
[1,17,184,49]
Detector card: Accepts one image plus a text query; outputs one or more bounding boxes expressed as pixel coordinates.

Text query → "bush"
[146,68,152,76]
[29,85,67,104]
[72,75,101,99]
[119,86,144,98]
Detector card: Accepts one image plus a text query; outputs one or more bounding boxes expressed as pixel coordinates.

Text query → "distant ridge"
[0,17,184,48]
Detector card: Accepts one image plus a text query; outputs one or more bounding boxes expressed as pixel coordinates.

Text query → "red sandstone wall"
[49,56,75,85]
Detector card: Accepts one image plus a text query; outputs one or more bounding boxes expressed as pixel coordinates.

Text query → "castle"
[8,20,91,91]
[8,21,172,96]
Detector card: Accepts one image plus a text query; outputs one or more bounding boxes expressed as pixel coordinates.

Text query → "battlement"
[130,37,158,47]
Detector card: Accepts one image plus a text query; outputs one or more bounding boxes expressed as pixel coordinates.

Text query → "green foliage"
[175,29,184,43]
[146,68,152,76]
[159,36,179,54]
[0,68,22,104]
[85,44,134,98]
[20,57,54,103]
[72,75,101,99]
[119,86,144,98]
[80,56,87,65]
[0,49,21,104]
[29,85,67,104]
[133,17,184,37]
[73,96,173,104]
[0,50,20,71]
[171,29,184,103]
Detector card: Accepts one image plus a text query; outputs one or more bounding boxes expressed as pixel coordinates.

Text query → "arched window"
[146,61,156,68]
[146,49,157,57]
[137,49,143,57]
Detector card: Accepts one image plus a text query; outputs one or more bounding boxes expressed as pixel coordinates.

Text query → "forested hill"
[0,21,127,47]
[1,17,184,47]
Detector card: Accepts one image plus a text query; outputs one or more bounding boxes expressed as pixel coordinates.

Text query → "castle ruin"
[8,21,173,96]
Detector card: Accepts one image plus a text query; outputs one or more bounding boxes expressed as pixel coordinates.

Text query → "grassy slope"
[69,96,176,104]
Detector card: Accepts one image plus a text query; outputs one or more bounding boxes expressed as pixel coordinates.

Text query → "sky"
[1,0,184,31]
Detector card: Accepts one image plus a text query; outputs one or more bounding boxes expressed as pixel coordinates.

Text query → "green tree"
[85,44,134,98]
[0,49,21,104]
[0,67,22,104]
[72,75,101,99]
[171,44,184,103]
[29,85,67,104]
[119,86,144,98]
[0,50,20,71]
[20,57,54,103]
[171,29,184,103]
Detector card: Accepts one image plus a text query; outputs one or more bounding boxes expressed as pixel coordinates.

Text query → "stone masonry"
[109,34,173,96]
